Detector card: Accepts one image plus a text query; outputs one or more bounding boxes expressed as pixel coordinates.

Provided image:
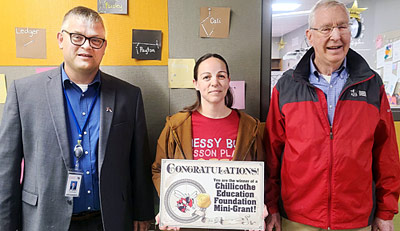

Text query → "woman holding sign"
[152,53,267,230]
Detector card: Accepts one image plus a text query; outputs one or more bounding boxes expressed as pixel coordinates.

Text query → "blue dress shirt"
[62,64,101,213]
[309,56,349,125]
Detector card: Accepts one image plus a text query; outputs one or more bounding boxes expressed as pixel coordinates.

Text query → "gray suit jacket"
[0,67,154,230]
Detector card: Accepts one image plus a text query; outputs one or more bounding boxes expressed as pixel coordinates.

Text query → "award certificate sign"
[159,159,264,230]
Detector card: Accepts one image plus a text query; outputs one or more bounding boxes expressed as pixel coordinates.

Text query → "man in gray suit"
[0,6,154,231]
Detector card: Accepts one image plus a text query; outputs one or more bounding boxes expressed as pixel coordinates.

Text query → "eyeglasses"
[62,30,106,49]
[309,24,350,36]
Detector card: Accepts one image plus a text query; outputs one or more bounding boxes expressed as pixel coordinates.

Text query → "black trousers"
[69,213,103,231]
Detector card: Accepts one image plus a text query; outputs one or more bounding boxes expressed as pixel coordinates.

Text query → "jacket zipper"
[312,86,334,229]
[315,86,334,229]
[328,126,333,230]
[325,73,374,229]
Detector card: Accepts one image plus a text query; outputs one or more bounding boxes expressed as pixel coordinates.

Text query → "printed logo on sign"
[175,190,195,213]
[164,179,207,223]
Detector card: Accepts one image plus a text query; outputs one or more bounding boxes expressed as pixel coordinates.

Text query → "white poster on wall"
[159,159,264,230]
[392,40,400,63]
[376,47,385,69]
[383,61,398,96]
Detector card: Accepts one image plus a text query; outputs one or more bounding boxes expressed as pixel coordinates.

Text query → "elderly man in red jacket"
[265,1,400,231]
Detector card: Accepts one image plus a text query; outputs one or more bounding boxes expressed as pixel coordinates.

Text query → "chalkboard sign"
[132,29,162,60]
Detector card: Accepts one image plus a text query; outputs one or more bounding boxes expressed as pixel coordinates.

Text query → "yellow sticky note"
[168,59,195,88]
[0,74,7,103]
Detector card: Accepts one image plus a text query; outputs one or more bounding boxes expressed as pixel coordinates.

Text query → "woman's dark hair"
[183,53,234,112]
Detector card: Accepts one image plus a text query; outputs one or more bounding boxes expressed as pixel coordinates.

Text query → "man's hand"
[372,217,394,231]
[133,220,151,231]
[266,213,281,231]
[155,213,180,231]
[249,204,269,230]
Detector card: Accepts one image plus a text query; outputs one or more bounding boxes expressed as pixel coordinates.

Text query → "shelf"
[271,58,282,71]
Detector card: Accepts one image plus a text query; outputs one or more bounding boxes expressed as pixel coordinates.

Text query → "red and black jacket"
[265,48,400,229]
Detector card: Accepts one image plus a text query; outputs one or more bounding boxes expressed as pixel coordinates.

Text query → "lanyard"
[63,85,99,169]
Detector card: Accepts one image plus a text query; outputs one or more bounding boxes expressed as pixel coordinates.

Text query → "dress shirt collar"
[61,63,101,89]
[310,54,347,80]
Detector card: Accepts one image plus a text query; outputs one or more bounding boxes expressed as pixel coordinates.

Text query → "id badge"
[65,170,83,197]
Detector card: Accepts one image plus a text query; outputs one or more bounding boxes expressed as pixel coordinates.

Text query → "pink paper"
[230,81,245,109]
[376,35,383,49]
[36,67,57,73]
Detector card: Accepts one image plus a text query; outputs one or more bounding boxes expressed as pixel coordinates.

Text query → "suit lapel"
[98,73,115,174]
[45,67,71,169]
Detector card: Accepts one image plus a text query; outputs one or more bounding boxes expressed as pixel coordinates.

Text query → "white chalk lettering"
[15,28,39,38]
[210,17,221,24]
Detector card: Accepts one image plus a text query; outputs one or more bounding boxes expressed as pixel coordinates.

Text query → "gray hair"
[308,0,350,28]
[61,6,105,30]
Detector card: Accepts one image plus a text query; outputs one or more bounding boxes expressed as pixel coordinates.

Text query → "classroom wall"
[168,0,262,117]
[0,0,262,158]
[349,0,400,68]
[277,24,308,71]
[0,0,169,66]
[271,37,280,58]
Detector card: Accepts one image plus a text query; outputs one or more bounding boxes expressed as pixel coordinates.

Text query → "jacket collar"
[166,111,193,160]
[293,47,375,84]
[232,111,260,161]
[166,110,260,161]
[98,72,116,174]
[45,66,71,170]
[45,66,114,174]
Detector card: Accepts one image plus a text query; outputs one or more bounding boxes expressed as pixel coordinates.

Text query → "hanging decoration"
[348,0,367,39]
[348,0,367,20]
[278,37,286,50]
